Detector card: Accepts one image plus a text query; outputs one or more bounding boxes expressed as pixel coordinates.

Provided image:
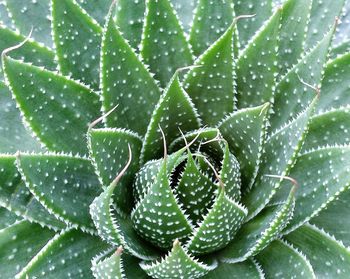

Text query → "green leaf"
[5,0,53,47]
[234,0,272,49]
[242,97,317,219]
[140,75,201,164]
[304,0,345,49]
[334,1,350,45]
[311,188,350,247]
[171,0,198,33]
[218,103,270,191]
[115,0,146,49]
[18,153,101,231]
[202,260,263,279]
[17,228,109,279]
[285,224,350,278]
[271,146,350,234]
[271,24,335,130]
[3,57,100,155]
[140,240,216,279]
[0,81,42,153]
[0,26,56,80]
[278,0,312,74]
[132,161,193,249]
[88,128,142,213]
[184,24,236,126]
[52,0,102,90]
[0,155,65,229]
[0,206,19,230]
[175,152,218,224]
[101,10,161,135]
[317,53,350,113]
[92,249,149,279]
[256,240,316,279]
[77,0,112,25]
[303,107,350,151]
[220,185,295,263]
[90,171,159,260]
[220,143,241,201]
[186,188,247,255]
[92,249,124,279]
[330,40,350,60]
[0,2,15,29]
[236,8,281,109]
[189,0,234,56]
[141,0,194,88]
[0,220,55,278]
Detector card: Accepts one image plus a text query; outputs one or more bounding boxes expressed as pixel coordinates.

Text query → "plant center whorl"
[131,140,242,255]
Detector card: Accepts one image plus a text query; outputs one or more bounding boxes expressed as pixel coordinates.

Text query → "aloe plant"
[1,0,350,278]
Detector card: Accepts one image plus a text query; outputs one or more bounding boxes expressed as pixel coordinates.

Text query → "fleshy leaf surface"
[101,11,161,135]
[171,0,198,33]
[3,57,100,155]
[141,0,194,88]
[52,0,102,90]
[77,0,112,25]
[0,207,18,230]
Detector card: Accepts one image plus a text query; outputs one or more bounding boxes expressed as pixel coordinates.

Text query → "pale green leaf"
[0,1,15,29]
[218,103,270,191]
[101,10,161,135]
[236,8,281,109]
[141,0,193,87]
[77,0,112,25]
[18,153,101,231]
[184,24,236,126]
[140,240,216,279]
[52,0,102,90]
[0,206,19,230]
[17,228,109,279]
[171,0,198,33]
[330,40,350,60]
[256,240,316,279]
[140,75,201,164]
[88,128,142,213]
[285,224,350,278]
[3,57,100,155]
[0,220,55,278]
[334,1,350,45]
[189,0,234,56]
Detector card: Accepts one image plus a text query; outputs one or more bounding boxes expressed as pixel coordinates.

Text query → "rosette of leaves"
[1,0,350,278]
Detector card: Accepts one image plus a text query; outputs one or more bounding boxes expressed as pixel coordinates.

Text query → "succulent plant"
[1,0,350,278]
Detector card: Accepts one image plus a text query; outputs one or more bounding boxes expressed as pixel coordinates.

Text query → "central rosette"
[130,130,247,255]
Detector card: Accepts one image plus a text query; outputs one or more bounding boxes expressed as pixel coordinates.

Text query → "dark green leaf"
[90,171,159,260]
[140,75,201,164]
[220,185,295,263]
[303,107,350,151]
[88,128,142,213]
[0,220,55,278]
[311,188,350,247]
[234,0,272,49]
[115,0,146,49]
[186,188,247,255]
[0,81,42,153]
[218,103,270,191]
[317,53,350,113]
[189,0,234,56]
[256,240,316,279]
[140,240,216,279]
[242,96,317,219]
[132,161,193,249]
[0,26,56,80]
[202,260,263,279]
[3,57,100,155]
[271,24,334,130]
[101,11,161,135]
[6,0,53,47]
[236,8,281,109]
[304,0,345,49]
[18,153,101,231]
[17,228,109,279]
[285,224,350,278]
[92,249,124,279]
[141,0,194,87]
[184,24,236,126]
[271,146,350,234]
[52,0,102,90]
